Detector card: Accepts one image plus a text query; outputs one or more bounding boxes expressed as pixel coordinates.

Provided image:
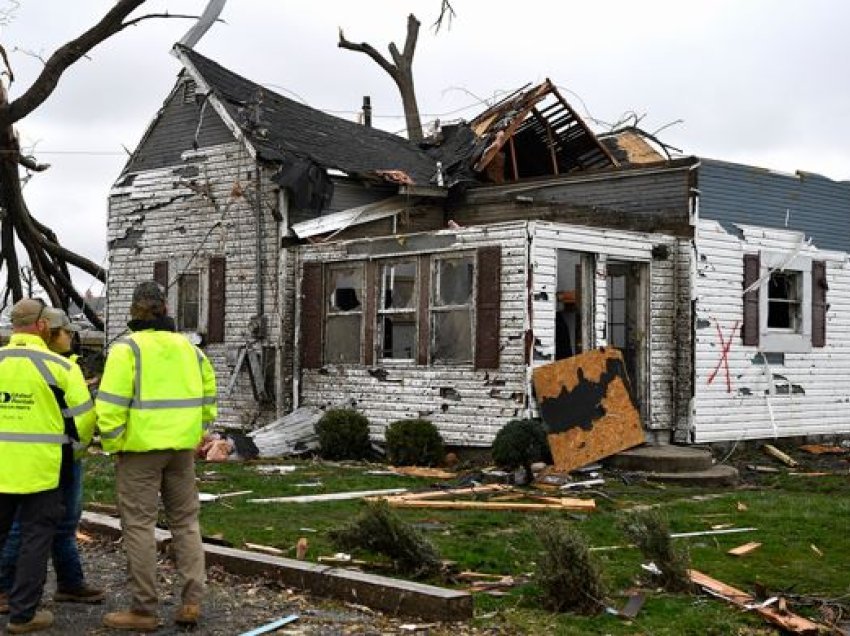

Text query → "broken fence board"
[688,569,823,635]
[247,488,408,504]
[385,498,595,512]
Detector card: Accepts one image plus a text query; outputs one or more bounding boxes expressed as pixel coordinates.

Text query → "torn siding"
[528,221,690,434]
[293,222,529,446]
[692,219,850,442]
[107,141,282,430]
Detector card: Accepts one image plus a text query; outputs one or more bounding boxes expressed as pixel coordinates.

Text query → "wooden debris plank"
[245,542,284,556]
[763,444,799,467]
[727,542,762,557]
[799,444,847,455]
[385,498,595,512]
[379,484,509,502]
[532,348,644,473]
[688,569,823,635]
[389,466,456,479]
[248,488,408,504]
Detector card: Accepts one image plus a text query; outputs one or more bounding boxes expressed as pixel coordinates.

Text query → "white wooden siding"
[693,219,850,442]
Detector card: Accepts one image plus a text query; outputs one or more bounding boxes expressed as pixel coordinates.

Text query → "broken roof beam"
[290,196,407,239]
[530,107,559,175]
[549,83,619,168]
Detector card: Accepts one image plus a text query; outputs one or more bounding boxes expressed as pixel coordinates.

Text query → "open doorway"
[555,250,594,360]
[606,261,648,417]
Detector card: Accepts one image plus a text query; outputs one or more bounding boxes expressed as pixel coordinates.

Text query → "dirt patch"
[0,538,498,635]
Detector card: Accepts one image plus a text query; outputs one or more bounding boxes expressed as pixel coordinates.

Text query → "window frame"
[376,259,419,363]
[430,253,476,365]
[323,262,365,365]
[758,251,812,353]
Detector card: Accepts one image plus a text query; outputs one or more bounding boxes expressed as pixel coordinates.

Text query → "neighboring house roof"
[177,45,438,185]
[698,158,850,252]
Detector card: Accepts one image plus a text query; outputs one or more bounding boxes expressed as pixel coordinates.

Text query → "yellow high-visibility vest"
[96,329,217,453]
[0,334,96,494]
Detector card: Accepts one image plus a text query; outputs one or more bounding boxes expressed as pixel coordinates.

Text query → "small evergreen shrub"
[385,419,445,467]
[491,418,551,475]
[534,520,607,614]
[328,499,442,577]
[619,509,693,593]
[315,408,372,460]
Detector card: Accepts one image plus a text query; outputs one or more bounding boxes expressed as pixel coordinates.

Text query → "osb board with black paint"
[532,347,644,472]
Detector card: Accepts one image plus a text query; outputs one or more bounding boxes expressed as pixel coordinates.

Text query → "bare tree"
[338,14,424,143]
[0,0,198,328]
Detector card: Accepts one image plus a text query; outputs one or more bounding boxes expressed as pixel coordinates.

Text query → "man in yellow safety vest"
[96,281,217,632]
[0,298,95,633]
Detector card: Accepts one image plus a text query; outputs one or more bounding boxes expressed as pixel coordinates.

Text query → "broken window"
[431,255,474,362]
[177,272,200,331]
[767,270,802,331]
[324,264,363,363]
[556,250,593,360]
[378,261,417,359]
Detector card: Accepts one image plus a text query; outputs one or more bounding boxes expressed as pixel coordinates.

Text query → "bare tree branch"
[18,155,49,171]
[432,0,456,33]
[338,28,398,81]
[0,44,13,82]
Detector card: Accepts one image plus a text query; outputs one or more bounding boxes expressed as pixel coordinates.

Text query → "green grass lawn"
[83,453,850,635]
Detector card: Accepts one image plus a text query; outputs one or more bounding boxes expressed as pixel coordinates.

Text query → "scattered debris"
[248,406,323,457]
[560,478,605,490]
[377,484,595,512]
[253,465,299,475]
[389,466,456,479]
[532,348,645,472]
[238,614,299,636]
[620,510,692,592]
[592,526,758,552]
[763,444,799,468]
[747,464,781,474]
[244,542,284,556]
[799,444,847,455]
[76,530,94,544]
[617,592,646,619]
[811,544,824,557]
[296,537,309,560]
[198,431,260,462]
[293,481,323,488]
[689,569,825,634]
[727,542,762,557]
[737,501,748,511]
[248,488,408,504]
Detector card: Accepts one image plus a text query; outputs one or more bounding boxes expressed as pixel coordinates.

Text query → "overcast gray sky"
[2,0,849,294]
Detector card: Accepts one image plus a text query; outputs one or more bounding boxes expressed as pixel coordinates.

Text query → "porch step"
[605,444,715,473]
[604,445,739,487]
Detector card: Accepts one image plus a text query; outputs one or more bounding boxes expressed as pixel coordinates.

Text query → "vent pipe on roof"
[362,96,372,128]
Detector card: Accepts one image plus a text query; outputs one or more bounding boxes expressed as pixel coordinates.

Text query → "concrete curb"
[80,511,473,621]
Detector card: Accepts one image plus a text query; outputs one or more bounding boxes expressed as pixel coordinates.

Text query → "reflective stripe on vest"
[114,336,208,411]
[0,432,71,444]
[63,399,94,419]
[0,349,71,390]
[99,424,127,440]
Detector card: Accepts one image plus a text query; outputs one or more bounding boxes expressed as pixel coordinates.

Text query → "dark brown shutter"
[812,260,827,348]
[742,253,760,346]
[207,257,226,343]
[417,254,431,365]
[300,263,324,369]
[153,261,169,289]
[363,261,378,366]
[475,246,501,369]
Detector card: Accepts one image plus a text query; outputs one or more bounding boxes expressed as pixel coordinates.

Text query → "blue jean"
[0,460,85,592]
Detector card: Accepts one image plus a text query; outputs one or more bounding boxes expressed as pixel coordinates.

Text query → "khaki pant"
[116,450,205,614]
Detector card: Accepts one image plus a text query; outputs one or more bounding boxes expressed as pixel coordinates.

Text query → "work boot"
[54,584,106,603]
[102,609,158,632]
[6,610,54,633]
[175,603,201,626]
[0,591,8,614]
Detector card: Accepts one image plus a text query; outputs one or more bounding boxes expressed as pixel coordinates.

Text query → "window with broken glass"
[177,272,200,331]
[767,270,803,331]
[324,264,363,364]
[378,261,417,360]
[431,255,474,363]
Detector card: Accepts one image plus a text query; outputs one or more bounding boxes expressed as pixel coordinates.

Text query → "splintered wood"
[532,347,644,472]
[373,483,595,512]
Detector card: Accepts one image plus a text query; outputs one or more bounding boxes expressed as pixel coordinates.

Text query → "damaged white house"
[106,46,850,445]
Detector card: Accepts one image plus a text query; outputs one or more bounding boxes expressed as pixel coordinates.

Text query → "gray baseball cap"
[43,307,81,332]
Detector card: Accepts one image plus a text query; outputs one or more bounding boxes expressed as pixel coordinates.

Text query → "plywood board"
[533,347,644,472]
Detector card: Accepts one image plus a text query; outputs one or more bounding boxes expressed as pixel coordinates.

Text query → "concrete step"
[639,464,740,488]
[605,444,715,473]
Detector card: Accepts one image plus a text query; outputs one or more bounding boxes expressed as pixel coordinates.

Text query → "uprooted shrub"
[328,499,442,577]
[619,509,693,593]
[315,408,372,461]
[534,520,607,614]
[385,419,445,467]
[491,418,551,478]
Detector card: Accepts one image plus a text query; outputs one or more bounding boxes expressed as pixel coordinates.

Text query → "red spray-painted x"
[707,319,740,393]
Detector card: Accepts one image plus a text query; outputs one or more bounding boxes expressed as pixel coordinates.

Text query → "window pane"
[433,309,472,362]
[383,262,416,309]
[436,256,473,306]
[381,313,416,359]
[767,271,802,330]
[325,315,361,363]
[328,266,362,312]
[178,273,200,331]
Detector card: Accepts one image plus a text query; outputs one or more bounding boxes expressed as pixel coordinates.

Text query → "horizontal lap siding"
[108,142,282,430]
[529,222,690,433]
[295,222,529,446]
[693,219,850,442]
